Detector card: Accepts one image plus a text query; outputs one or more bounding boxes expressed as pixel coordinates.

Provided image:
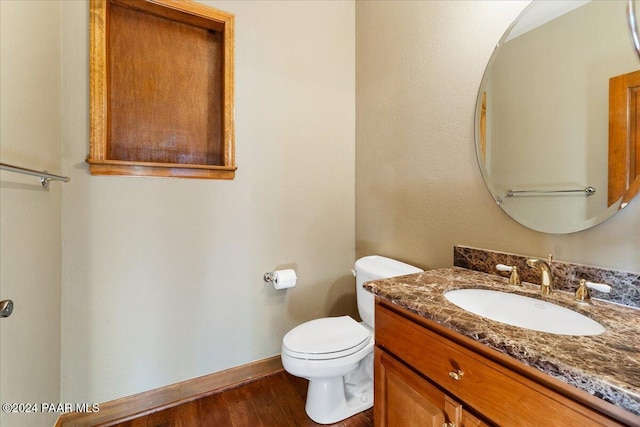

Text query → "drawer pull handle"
[448,369,464,380]
[442,423,455,427]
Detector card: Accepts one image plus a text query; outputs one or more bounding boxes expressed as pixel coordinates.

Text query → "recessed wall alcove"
[87,0,235,179]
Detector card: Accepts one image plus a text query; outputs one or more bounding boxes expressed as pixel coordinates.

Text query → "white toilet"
[281,255,423,424]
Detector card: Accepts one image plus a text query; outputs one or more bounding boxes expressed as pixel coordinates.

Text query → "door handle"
[0,300,14,317]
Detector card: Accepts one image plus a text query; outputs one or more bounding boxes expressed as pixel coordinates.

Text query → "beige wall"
[0,1,62,426]
[60,0,355,403]
[356,1,640,272]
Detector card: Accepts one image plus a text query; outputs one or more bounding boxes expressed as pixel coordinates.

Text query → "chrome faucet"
[526,254,553,295]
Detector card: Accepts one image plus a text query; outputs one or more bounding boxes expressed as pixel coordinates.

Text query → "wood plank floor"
[113,371,374,427]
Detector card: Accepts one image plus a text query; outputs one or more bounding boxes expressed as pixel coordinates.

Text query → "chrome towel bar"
[506,186,595,197]
[0,162,70,187]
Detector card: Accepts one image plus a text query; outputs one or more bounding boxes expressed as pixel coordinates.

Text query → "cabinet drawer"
[375,304,622,427]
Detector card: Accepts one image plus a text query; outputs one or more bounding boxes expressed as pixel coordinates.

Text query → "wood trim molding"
[55,356,283,427]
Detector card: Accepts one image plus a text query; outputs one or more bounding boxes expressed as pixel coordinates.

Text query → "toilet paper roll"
[273,269,297,290]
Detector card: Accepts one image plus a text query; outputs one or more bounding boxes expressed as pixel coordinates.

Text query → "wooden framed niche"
[88,0,235,179]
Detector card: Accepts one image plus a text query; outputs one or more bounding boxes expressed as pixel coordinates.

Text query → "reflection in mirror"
[476,0,640,234]
[609,68,640,208]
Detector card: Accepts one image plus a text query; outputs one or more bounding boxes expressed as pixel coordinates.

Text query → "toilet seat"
[282,316,371,360]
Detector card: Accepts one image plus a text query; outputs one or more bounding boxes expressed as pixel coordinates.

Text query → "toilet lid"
[283,316,371,360]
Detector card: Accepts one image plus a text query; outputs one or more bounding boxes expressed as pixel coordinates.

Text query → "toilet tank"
[354,256,423,328]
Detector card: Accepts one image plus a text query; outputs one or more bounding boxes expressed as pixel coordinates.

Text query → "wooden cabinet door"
[375,348,460,427]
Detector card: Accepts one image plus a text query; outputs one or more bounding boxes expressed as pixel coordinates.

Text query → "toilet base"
[304,354,374,424]
[305,376,373,424]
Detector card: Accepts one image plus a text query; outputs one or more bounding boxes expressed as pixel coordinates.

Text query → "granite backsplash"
[454,246,640,309]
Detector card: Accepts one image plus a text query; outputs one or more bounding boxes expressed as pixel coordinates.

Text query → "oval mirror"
[475,0,640,234]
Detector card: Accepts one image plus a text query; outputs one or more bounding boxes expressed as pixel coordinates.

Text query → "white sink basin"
[444,289,605,336]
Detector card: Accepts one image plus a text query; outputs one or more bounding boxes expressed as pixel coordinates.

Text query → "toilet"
[281,255,423,424]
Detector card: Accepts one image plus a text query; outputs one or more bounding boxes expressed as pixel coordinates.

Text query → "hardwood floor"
[113,371,374,427]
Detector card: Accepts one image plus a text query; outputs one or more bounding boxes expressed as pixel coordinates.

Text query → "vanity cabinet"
[376,347,489,426]
[374,301,628,427]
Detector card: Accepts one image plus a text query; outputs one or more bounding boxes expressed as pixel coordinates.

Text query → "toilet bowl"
[281,256,423,424]
[281,316,374,424]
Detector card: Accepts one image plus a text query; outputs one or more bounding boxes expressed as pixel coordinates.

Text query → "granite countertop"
[364,267,640,417]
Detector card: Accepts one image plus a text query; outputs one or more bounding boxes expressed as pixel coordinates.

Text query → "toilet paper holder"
[263,269,297,289]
